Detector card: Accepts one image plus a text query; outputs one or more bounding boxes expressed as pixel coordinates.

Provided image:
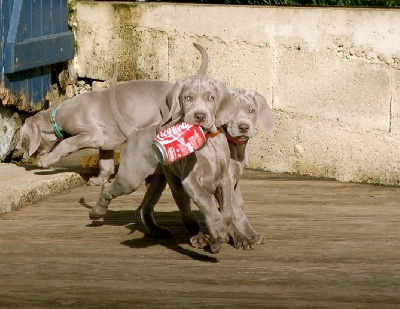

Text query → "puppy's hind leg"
[137,166,172,238]
[87,150,115,186]
[233,184,266,245]
[164,169,206,248]
[89,126,159,220]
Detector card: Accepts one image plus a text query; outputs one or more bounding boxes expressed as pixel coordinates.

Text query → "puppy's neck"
[225,133,248,146]
[205,129,220,139]
[203,125,221,139]
[221,127,248,162]
[228,139,247,162]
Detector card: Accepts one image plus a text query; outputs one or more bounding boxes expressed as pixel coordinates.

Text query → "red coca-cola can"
[152,122,206,165]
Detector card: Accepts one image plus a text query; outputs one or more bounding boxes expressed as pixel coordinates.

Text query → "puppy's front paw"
[87,176,107,186]
[233,235,256,250]
[252,233,267,245]
[190,232,209,249]
[89,205,108,220]
[206,218,228,245]
[208,239,222,254]
[37,153,58,168]
[229,225,256,250]
[36,156,49,168]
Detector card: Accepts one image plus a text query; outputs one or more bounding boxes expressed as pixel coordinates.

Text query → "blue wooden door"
[1,0,74,111]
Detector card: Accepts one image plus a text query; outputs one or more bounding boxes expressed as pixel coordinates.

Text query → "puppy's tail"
[109,68,137,137]
[193,43,208,75]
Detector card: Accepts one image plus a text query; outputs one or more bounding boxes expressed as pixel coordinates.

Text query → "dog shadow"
[17,163,87,175]
[79,197,219,263]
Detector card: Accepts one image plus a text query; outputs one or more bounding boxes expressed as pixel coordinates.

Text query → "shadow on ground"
[79,197,219,263]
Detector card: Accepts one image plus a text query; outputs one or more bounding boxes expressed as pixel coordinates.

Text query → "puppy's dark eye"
[184,96,192,101]
[208,95,215,101]
[249,108,256,114]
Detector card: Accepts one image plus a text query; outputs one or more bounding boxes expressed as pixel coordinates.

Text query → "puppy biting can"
[152,122,206,165]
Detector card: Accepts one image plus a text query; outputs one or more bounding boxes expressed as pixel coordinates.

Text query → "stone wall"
[72,1,400,185]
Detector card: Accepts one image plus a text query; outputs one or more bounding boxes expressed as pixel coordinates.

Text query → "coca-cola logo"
[167,147,176,163]
[156,122,194,141]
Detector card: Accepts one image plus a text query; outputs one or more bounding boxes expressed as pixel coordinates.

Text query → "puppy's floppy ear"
[214,81,238,127]
[162,80,183,127]
[22,116,42,156]
[252,90,275,132]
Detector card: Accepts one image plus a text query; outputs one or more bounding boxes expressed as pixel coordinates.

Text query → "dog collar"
[205,129,220,139]
[226,133,248,145]
[50,108,64,139]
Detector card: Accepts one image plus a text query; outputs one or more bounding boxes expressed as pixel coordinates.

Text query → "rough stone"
[274,50,391,131]
[0,106,20,162]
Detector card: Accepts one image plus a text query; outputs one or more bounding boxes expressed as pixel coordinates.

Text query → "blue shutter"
[1,0,74,111]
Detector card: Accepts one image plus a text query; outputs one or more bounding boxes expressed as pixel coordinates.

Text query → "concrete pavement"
[0,150,96,214]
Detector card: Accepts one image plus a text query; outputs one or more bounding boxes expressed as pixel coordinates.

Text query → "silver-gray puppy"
[137,87,275,251]
[98,48,238,254]
[218,88,275,249]
[21,43,207,186]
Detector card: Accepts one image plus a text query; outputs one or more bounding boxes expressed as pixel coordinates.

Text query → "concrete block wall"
[71,1,400,186]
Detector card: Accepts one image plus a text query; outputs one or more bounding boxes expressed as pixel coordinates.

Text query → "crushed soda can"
[152,122,206,165]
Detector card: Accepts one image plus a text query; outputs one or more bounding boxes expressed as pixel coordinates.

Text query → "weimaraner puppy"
[102,56,238,254]
[161,77,240,254]
[136,88,275,250]
[88,44,214,220]
[21,43,207,186]
[216,88,275,248]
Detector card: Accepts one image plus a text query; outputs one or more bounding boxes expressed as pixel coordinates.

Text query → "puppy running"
[137,87,275,251]
[90,45,238,253]
[218,88,275,249]
[21,44,207,186]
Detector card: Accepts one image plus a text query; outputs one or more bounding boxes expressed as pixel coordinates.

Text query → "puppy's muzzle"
[194,112,207,123]
[238,123,249,134]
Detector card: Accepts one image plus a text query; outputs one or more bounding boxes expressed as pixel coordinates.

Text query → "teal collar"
[50,108,64,139]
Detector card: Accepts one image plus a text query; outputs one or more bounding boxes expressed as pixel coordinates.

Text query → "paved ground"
[0,156,399,308]
[0,150,95,215]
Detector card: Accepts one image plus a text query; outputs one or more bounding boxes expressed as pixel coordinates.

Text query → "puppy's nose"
[194,112,206,123]
[238,124,249,133]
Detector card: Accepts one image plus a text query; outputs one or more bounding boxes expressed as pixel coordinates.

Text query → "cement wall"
[71,1,400,186]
